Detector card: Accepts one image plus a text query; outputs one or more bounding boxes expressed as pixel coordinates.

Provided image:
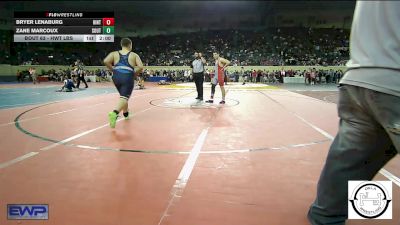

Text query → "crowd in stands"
[141,67,344,84]
[140,27,350,67]
[5,27,350,67]
[15,64,343,86]
[0,30,11,64]
[15,67,112,83]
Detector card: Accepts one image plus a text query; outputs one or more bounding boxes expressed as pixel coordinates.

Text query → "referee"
[191,52,206,101]
[75,59,88,88]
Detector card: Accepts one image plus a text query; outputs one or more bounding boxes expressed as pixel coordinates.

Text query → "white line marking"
[292,114,334,140]
[40,106,156,152]
[201,149,250,154]
[0,102,105,127]
[0,152,39,169]
[40,127,107,151]
[157,128,209,225]
[177,128,208,185]
[263,91,400,188]
[0,90,193,169]
[0,91,159,127]
[0,105,157,168]
[48,102,105,116]
[75,144,106,150]
[0,88,180,110]
[295,108,400,188]
[0,116,43,127]
[0,90,110,109]
[380,168,400,187]
[47,108,78,116]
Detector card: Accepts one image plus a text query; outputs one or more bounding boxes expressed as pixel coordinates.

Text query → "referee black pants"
[77,76,88,88]
[193,72,204,99]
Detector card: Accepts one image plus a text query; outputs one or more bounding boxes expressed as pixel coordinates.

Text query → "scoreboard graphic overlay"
[14,12,114,42]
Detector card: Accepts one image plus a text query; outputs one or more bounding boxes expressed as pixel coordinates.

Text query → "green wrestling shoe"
[108,111,118,128]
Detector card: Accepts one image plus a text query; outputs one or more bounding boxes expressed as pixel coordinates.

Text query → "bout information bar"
[13,12,114,42]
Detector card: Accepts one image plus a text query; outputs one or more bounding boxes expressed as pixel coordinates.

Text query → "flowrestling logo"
[348,181,392,219]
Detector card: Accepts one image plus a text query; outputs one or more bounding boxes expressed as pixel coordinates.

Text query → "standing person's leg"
[76,77,81,88]
[122,76,134,120]
[368,88,400,151]
[83,77,88,88]
[112,97,128,114]
[112,75,126,111]
[220,85,226,103]
[199,72,204,100]
[308,85,398,225]
[194,73,200,99]
[206,83,216,103]
[219,78,226,104]
[109,74,129,128]
[120,96,129,119]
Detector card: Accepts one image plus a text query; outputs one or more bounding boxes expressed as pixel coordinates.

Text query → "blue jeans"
[308,84,400,225]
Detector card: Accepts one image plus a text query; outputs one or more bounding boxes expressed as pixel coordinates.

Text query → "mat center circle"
[150,96,239,109]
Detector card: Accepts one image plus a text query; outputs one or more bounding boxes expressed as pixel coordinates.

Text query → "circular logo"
[349,182,391,219]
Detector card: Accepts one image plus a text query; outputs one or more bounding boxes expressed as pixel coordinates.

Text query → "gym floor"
[0,81,399,225]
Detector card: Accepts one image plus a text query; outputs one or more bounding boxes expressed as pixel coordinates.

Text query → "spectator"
[8,28,350,67]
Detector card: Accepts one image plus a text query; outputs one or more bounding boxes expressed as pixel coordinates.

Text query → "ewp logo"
[7,204,49,220]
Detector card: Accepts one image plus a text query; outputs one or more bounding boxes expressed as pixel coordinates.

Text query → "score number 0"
[102,18,115,26]
[102,18,115,35]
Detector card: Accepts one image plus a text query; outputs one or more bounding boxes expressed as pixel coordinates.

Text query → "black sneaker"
[123,111,130,120]
[206,100,214,103]
[195,97,200,100]
[219,100,225,104]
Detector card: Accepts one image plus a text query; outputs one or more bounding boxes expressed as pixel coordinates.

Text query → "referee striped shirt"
[192,59,204,73]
